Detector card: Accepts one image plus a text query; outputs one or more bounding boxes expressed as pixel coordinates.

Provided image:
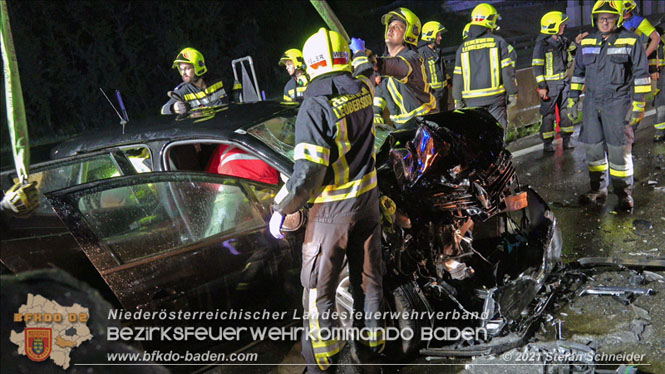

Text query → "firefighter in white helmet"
[269,28,382,372]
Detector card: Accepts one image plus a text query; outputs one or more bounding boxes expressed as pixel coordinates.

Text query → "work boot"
[579,188,608,206]
[562,137,575,149]
[616,195,634,212]
[655,130,665,142]
[543,142,556,152]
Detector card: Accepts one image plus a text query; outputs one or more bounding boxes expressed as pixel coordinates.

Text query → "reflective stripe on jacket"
[570,29,651,102]
[161,76,229,114]
[452,25,518,106]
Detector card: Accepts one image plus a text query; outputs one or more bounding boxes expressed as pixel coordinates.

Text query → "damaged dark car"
[0,103,562,356]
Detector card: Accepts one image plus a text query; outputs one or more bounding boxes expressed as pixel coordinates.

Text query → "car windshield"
[247,116,391,160]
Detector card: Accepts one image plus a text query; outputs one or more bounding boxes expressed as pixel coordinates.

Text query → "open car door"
[0,146,152,296]
[43,171,301,314]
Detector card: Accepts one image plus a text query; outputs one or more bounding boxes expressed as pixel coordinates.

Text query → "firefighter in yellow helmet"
[269,28,382,372]
[532,11,578,152]
[161,47,240,115]
[650,15,665,142]
[623,0,660,63]
[568,0,650,211]
[418,21,450,111]
[351,7,437,129]
[278,48,309,104]
[452,3,518,137]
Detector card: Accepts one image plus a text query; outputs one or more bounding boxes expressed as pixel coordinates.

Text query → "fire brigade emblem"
[25,328,52,362]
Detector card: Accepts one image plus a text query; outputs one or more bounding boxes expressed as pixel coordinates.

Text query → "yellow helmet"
[381,7,421,46]
[470,3,501,30]
[278,48,306,71]
[540,11,568,34]
[172,48,207,76]
[462,23,471,40]
[591,1,624,27]
[421,21,447,42]
[623,0,637,14]
[302,28,352,81]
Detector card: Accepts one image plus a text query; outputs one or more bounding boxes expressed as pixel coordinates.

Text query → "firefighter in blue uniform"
[568,1,650,211]
[268,28,383,372]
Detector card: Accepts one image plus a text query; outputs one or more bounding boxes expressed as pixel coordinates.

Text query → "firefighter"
[269,28,383,372]
[623,0,660,61]
[350,7,436,129]
[1,181,39,218]
[161,47,240,115]
[652,17,665,142]
[278,48,309,104]
[453,3,518,135]
[568,0,650,212]
[418,21,449,111]
[532,11,577,152]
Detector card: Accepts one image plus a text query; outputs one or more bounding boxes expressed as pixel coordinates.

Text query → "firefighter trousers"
[580,97,634,196]
[300,203,383,372]
[540,82,573,144]
[653,76,665,135]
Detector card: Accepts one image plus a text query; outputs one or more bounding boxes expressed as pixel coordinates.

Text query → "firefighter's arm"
[273,98,330,215]
[630,38,651,125]
[501,41,518,96]
[569,40,589,100]
[376,56,412,82]
[161,97,176,115]
[532,40,547,89]
[452,47,464,108]
[637,18,660,58]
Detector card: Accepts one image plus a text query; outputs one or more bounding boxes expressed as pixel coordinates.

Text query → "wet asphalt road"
[199,120,665,374]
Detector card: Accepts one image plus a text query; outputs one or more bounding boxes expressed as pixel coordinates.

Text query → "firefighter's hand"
[651,72,660,81]
[173,101,188,114]
[1,181,39,218]
[507,94,518,108]
[575,32,589,44]
[269,211,285,239]
[537,88,549,100]
[454,100,466,110]
[349,37,366,54]
[629,101,646,126]
[566,97,579,122]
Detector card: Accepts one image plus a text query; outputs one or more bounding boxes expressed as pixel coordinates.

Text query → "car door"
[44,171,302,315]
[0,147,153,299]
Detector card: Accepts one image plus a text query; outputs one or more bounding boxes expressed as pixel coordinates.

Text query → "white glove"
[173,101,188,114]
[269,211,285,239]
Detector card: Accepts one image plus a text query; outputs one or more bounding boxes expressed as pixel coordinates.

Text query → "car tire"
[335,266,423,360]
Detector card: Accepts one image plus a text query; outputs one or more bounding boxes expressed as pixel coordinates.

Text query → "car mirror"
[281,209,306,232]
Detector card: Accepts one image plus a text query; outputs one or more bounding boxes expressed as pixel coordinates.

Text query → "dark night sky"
[0,0,466,162]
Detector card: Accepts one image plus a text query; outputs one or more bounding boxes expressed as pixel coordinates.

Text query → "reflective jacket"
[452,25,518,106]
[282,76,308,103]
[274,72,377,218]
[532,34,576,88]
[570,28,651,103]
[206,144,279,184]
[353,48,436,127]
[417,42,447,90]
[161,75,229,114]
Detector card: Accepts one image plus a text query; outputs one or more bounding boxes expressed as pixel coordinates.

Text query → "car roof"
[51,102,298,159]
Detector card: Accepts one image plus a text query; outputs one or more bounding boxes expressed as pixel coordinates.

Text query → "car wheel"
[335,266,423,359]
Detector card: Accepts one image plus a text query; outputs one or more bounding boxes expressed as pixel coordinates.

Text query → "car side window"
[247,116,296,160]
[75,178,265,264]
